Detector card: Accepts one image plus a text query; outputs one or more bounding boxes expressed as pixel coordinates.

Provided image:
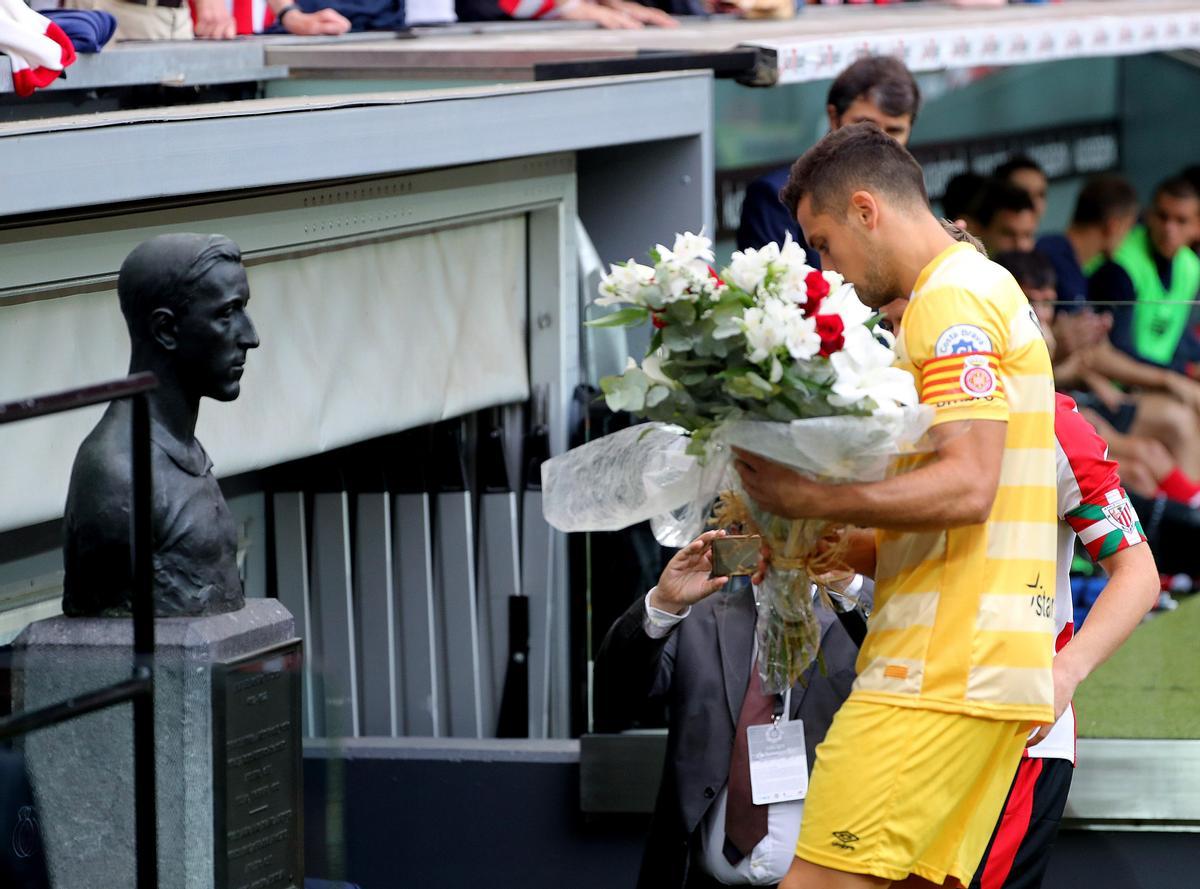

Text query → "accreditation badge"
[747,718,808,805]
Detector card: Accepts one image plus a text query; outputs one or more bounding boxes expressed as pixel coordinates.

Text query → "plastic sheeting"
[0,216,528,532]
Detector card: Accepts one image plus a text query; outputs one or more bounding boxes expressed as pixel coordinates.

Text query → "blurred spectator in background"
[995,154,1048,224]
[974,178,1038,254]
[998,249,1200,508]
[1037,173,1139,307]
[196,0,350,38]
[941,171,986,233]
[1089,175,1200,378]
[737,55,920,260]
[457,0,676,28]
[1183,165,1200,251]
[65,0,351,38]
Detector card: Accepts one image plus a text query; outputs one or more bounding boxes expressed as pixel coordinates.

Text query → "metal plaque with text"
[213,639,303,889]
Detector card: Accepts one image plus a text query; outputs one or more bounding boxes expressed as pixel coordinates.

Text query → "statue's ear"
[149,307,179,351]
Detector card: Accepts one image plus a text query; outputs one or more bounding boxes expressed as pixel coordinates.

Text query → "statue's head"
[118,233,259,402]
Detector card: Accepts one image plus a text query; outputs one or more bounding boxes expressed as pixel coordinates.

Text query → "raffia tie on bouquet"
[712,489,855,693]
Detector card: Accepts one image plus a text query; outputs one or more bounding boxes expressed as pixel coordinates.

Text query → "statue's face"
[176,261,259,402]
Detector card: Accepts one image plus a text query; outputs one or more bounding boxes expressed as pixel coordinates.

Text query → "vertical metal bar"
[394,492,439,737]
[130,391,158,889]
[272,491,321,737]
[434,490,483,738]
[477,492,521,734]
[311,491,359,738]
[354,492,398,736]
[521,489,552,739]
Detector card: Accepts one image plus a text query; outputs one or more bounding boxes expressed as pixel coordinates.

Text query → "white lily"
[641,351,680,389]
[784,313,820,361]
[817,282,875,327]
[597,260,655,307]
[727,242,779,294]
[828,326,918,412]
[671,231,715,266]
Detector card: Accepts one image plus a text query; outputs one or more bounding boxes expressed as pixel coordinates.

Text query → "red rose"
[805,270,830,299]
[652,313,668,329]
[803,270,830,316]
[815,313,845,357]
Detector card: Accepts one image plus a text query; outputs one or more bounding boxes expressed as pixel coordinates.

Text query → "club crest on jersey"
[959,355,997,398]
[1103,498,1136,534]
[935,324,992,357]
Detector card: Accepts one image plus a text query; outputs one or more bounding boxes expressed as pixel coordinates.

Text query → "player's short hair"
[780,122,928,219]
[940,219,986,255]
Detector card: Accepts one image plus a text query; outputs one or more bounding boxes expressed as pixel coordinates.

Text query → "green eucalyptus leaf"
[665,300,697,325]
[586,307,650,329]
[662,325,693,352]
[646,385,670,408]
[599,369,650,412]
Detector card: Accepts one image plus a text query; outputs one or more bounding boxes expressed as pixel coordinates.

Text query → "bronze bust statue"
[62,234,260,617]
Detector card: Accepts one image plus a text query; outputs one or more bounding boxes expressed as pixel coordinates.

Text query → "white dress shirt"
[642,588,806,885]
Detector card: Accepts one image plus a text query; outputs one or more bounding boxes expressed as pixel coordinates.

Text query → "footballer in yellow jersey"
[734,125,1057,889]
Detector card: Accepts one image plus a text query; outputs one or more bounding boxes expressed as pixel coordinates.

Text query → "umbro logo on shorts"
[831,830,860,851]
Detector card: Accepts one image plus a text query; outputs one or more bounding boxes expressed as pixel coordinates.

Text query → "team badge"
[1103,498,1136,535]
[959,355,997,398]
[934,324,992,357]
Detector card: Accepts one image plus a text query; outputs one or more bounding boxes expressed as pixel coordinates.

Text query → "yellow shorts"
[795,695,1030,886]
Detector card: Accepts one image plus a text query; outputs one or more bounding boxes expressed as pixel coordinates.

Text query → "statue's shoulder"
[66,404,134,516]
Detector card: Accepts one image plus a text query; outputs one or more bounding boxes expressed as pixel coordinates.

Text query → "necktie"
[723,664,776,865]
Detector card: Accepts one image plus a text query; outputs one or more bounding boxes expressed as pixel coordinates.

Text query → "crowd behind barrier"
[1,0,1082,95]
[951,159,1200,607]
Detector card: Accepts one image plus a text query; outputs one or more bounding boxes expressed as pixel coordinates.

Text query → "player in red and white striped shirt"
[964,391,1157,889]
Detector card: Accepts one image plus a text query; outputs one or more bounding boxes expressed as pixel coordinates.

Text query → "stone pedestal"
[14,599,299,889]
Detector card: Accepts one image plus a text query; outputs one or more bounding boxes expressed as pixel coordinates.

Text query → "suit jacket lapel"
[789,612,841,719]
[715,583,756,728]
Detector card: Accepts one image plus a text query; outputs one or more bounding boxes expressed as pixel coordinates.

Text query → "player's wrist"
[1054,644,1092,688]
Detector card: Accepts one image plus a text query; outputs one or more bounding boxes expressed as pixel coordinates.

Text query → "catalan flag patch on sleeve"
[1065,488,1146,561]
[919,351,1006,408]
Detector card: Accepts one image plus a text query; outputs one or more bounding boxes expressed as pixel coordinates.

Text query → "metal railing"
[0,372,159,889]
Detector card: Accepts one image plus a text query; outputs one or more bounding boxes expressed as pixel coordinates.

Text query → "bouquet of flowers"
[543,232,931,692]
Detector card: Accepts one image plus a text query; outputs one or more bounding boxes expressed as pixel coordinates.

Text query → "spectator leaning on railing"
[456,0,676,29]
[63,0,352,40]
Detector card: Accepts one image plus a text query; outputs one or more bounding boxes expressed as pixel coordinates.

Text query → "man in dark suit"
[595,530,866,889]
[736,56,921,264]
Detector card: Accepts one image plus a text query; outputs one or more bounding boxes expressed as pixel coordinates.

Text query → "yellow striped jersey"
[855,242,1057,723]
